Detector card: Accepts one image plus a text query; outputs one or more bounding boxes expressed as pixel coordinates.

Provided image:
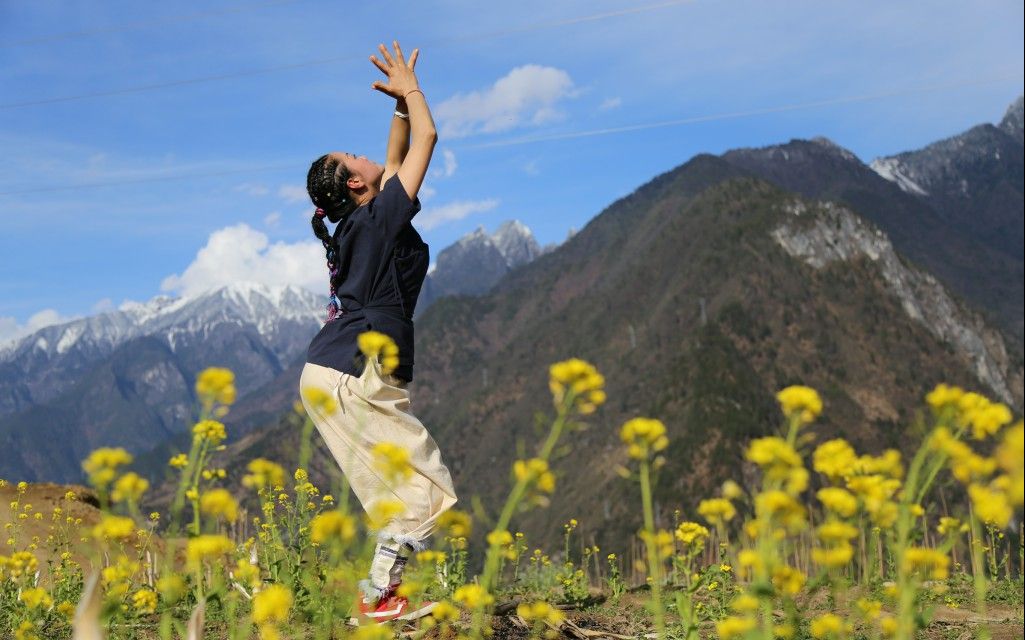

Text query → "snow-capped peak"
[1,283,323,365]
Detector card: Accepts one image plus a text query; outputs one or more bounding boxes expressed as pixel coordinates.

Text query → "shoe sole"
[348,601,437,626]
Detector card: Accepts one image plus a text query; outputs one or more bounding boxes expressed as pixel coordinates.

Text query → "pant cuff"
[376,530,428,552]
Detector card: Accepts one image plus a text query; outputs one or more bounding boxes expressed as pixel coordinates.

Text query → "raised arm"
[370,41,437,201]
[381,96,410,186]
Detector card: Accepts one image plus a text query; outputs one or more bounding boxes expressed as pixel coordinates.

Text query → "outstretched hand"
[370,41,420,99]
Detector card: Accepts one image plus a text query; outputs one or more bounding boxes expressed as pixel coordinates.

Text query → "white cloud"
[599,97,623,110]
[414,199,499,231]
[0,308,76,347]
[278,184,308,203]
[523,160,540,176]
[419,184,437,201]
[91,298,113,313]
[236,183,270,197]
[160,224,324,298]
[435,65,576,138]
[432,149,458,178]
[264,211,281,227]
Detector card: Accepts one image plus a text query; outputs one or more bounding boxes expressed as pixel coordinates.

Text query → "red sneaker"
[356,588,437,623]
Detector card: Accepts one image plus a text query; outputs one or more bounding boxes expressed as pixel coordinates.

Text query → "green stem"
[639,458,666,638]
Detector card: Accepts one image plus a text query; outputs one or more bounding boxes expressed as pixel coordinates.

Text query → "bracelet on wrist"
[394,110,409,119]
[404,89,424,100]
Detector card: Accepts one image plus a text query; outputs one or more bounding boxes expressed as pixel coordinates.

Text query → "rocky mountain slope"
[870,96,1023,284]
[718,98,1023,345]
[209,154,1022,553]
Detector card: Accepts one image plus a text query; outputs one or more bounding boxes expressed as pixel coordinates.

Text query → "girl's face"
[331,151,384,191]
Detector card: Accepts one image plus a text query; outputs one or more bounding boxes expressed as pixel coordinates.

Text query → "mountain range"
[2,97,1022,554]
[0,223,546,482]
[149,96,1024,552]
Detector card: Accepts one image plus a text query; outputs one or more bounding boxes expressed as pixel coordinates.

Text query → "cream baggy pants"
[299,361,458,551]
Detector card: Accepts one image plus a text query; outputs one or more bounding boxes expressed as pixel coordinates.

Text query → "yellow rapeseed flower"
[301,386,337,415]
[156,574,187,603]
[310,511,357,545]
[82,447,133,488]
[855,598,883,620]
[195,367,236,406]
[675,522,710,547]
[817,520,859,543]
[754,490,805,531]
[772,565,805,595]
[639,529,675,559]
[852,450,904,480]
[371,442,413,481]
[453,584,494,609]
[186,534,235,569]
[817,487,859,518]
[437,509,472,538]
[513,458,556,494]
[968,483,1012,528]
[903,547,950,580]
[357,331,400,375]
[810,613,848,639]
[366,499,405,529]
[253,583,293,624]
[350,626,393,640]
[200,489,239,523]
[19,587,53,609]
[813,439,858,482]
[812,542,854,569]
[131,589,157,614]
[243,458,285,489]
[429,600,459,623]
[549,358,606,414]
[722,479,744,500]
[746,437,802,483]
[168,453,188,469]
[731,594,759,613]
[995,421,1023,506]
[965,398,1012,440]
[111,472,149,504]
[92,515,137,542]
[937,516,967,536]
[516,601,565,625]
[926,383,964,413]
[698,498,737,526]
[776,385,822,424]
[716,615,757,640]
[620,418,669,460]
[192,419,227,445]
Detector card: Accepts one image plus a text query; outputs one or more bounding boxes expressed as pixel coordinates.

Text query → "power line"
[0,163,301,196]
[0,78,1012,197]
[462,76,1021,149]
[1,0,307,48]
[0,0,695,111]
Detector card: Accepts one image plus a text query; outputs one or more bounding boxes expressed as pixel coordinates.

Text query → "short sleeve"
[370,175,421,236]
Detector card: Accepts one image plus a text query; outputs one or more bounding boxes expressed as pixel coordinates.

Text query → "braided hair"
[307,154,359,321]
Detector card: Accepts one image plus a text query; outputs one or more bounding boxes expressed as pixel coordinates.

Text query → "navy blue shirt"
[306,176,429,382]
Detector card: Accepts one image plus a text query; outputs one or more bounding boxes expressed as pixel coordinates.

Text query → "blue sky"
[1,0,1022,344]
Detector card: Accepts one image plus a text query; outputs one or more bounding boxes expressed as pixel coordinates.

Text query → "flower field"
[1,334,1023,639]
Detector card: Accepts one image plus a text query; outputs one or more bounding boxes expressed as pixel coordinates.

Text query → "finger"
[392,40,406,65]
[408,48,419,70]
[372,81,400,98]
[369,55,389,75]
[377,43,396,68]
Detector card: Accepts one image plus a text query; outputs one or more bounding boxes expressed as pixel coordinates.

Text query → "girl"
[300,41,457,623]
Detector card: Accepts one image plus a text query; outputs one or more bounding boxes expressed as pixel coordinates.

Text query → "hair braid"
[307,154,357,322]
